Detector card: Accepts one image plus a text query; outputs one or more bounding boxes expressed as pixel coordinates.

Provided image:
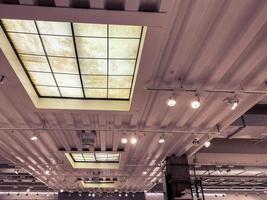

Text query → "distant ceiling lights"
[144,190,147,193]
[45,170,50,175]
[231,99,239,110]
[166,96,176,107]
[30,135,38,141]
[14,169,19,174]
[60,189,64,193]
[204,141,211,148]
[130,136,138,144]
[26,188,30,193]
[191,94,200,109]
[92,193,95,197]
[142,171,147,175]
[224,97,239,110]
[125,193,128,197]
[158,136,165,144]
[121,136,128,144]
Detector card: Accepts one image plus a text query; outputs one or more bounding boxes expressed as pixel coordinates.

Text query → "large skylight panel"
[70,152,120,163]
[1,19,144,100]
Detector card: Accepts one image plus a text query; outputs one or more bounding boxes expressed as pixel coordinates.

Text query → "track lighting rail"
[146,87,267,95]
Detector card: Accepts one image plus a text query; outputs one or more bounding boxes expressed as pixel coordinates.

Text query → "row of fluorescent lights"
[166,95,239,110]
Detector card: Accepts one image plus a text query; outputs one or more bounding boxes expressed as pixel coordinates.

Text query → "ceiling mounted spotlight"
[144,190,147,193]
[45,170,50,175]
[60,189,64,193]
[30,135,38,141]
[166,96,176,107]
[224,97,239,110]
[142,171,147,175]
[121,136,128,144]
[231,100,238,110]
[191,94,200,109]
[125,193,128,197]
[14,169,19,174]
[204,141,211,148]
[26,188,30,193]
[158,136,165,144]
[130,136,138,144]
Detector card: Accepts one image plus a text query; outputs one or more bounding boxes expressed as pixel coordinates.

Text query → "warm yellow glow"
[0,18,147,110]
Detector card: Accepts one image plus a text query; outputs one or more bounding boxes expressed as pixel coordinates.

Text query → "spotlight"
[14,169,19,174]
[88,193,91,197]
[45,170,50,175]
[26,188,30,193]
[231,101,238,110]
[204,141,211,148]
[125,193,128,197]
[142,171,147,175]
[191,95,200,109]
[92,193,95,197]
[30,136,38,141]
[60,189,64,193]
[158,136,165,144]
[121,137,128,144]
[130,136,137,144]
[119,193,122,197]
[144,190,147,193]
[166,97,176,107]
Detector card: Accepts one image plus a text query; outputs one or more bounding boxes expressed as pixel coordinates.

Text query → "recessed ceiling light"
[166,97,176,107]
[30,136,38,141]
[130,137,137,144]
[204,141,211,148]
[121,137,128,144]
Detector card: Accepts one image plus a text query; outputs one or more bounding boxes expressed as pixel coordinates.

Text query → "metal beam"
[0,4,167,27]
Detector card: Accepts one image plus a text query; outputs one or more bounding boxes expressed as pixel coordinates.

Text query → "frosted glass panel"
[2,19,144,100]
[108,89,130,99]
[21,55,50,72]
[36,86,60,96]
[109,39,139,58]
[2,19,37,33]
[49,57,78,74]
[59,87,83,98]
[84,89,107,98]
[79,59,107,75]
[109,60,135,75]
[76,37,107,58]
[55,74,81,87]
[109,25,141,38]
[29,72,56,86]
[9,33,44,55]
[37,21,72,36]
[42,35,75,57]
[74,23,107,37]
[82,76,107,88]
[109,76,132,88]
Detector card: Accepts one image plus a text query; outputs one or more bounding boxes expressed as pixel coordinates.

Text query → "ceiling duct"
[77,130,96,150]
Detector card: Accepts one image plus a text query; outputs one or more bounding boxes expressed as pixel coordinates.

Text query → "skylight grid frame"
[70,152,120,163]
[0,19,144,100]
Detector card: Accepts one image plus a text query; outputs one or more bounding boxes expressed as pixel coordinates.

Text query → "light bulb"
[158,137,165,144]
[191,100,200,109]
[142,171,147,175]
[30,136,38,141]
[92,193,95,197]
[166,97,176,107]
[130,137,137,144]
[60,189,64,193]
[204,141,211,148]
[121,137,128,144]
[231,101,238,110]
[144,190,147,193]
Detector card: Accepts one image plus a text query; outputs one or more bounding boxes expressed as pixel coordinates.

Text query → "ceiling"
[0,0,267,195]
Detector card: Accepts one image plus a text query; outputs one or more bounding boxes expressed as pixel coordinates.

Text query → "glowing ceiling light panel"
[70,152,120,163]
[1,19,144,100]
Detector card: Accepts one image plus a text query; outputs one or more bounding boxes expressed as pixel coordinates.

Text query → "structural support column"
[164,155,193,200]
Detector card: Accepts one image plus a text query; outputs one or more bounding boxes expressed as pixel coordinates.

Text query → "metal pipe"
[0,127,216,135]
[146,87,267,95]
